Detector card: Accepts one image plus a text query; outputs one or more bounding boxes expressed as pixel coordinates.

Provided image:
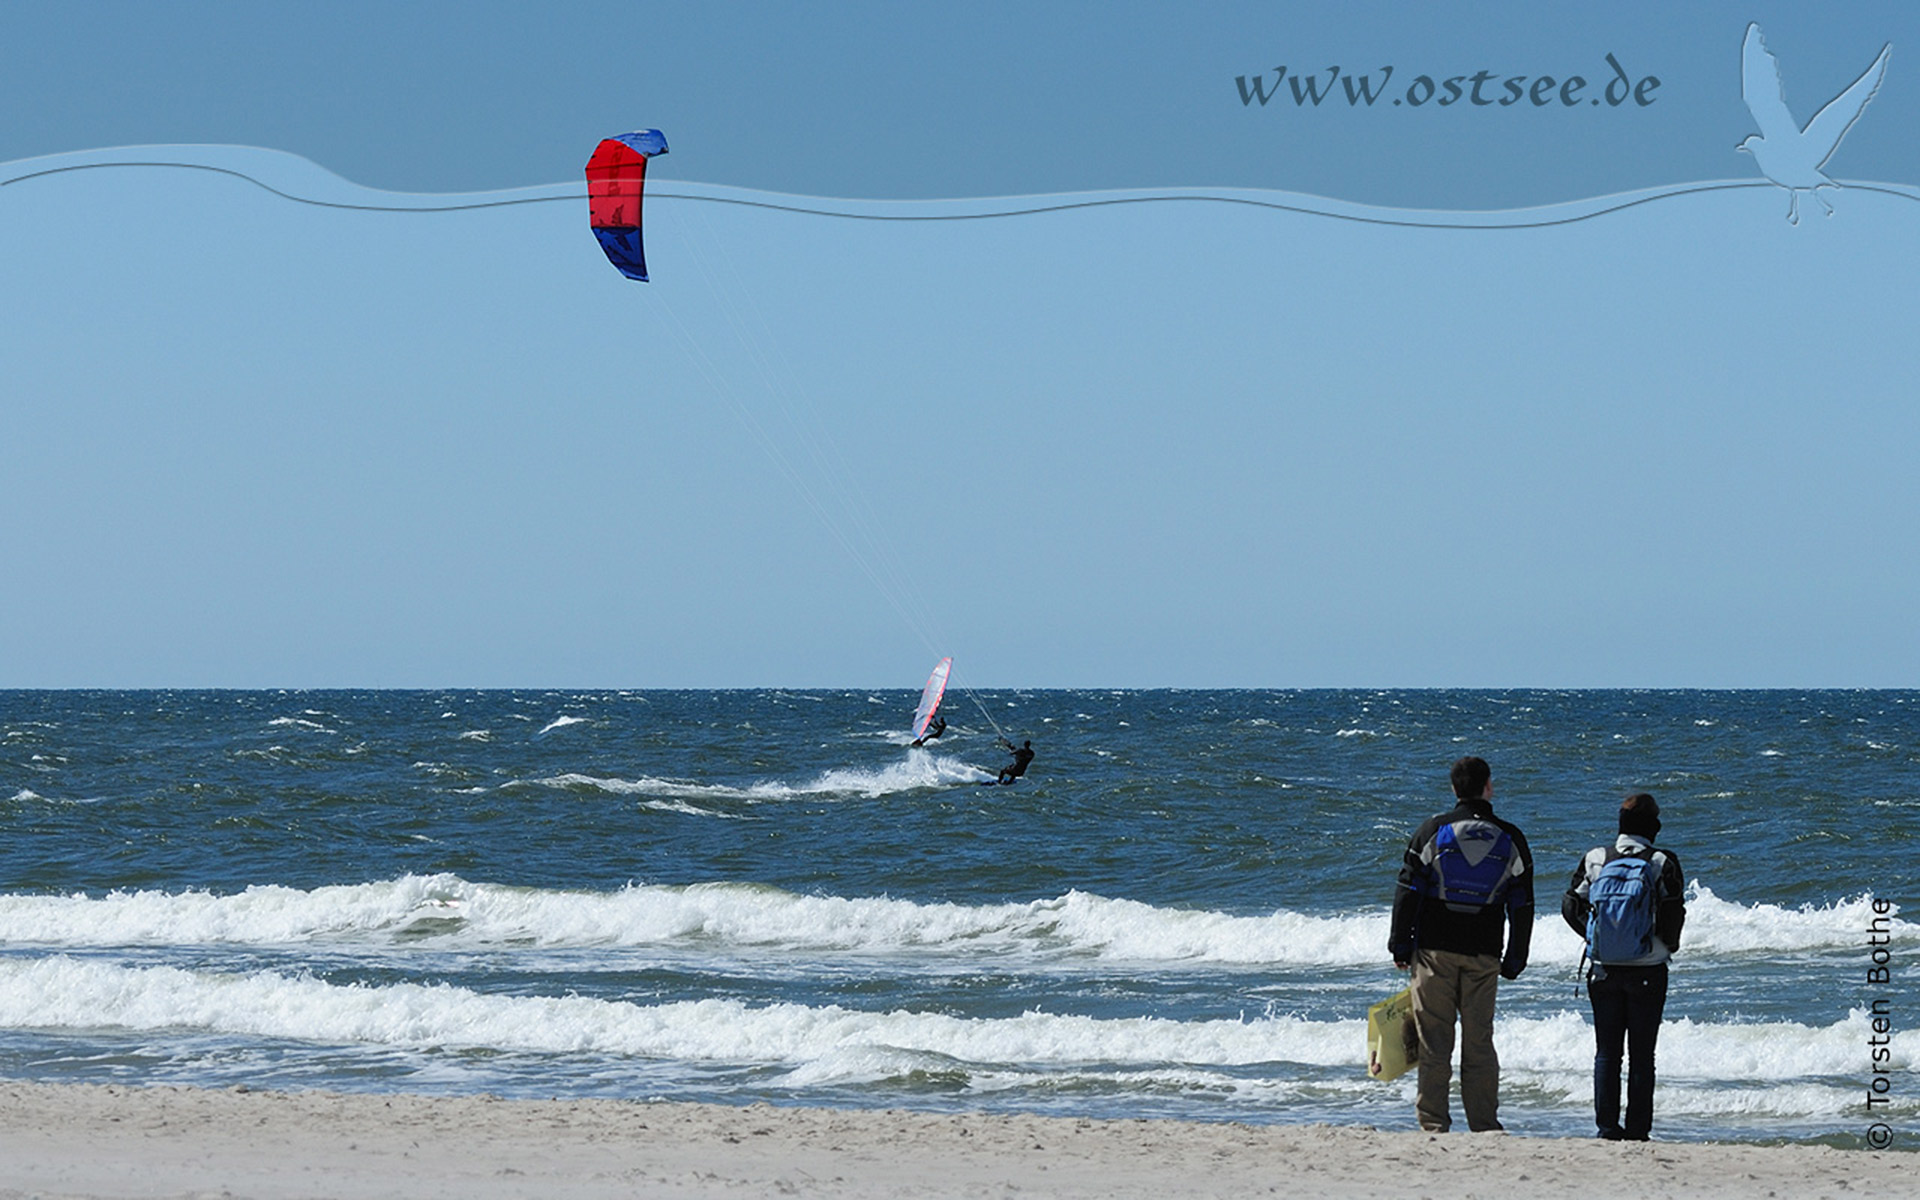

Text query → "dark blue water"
[1,689,1914,1147]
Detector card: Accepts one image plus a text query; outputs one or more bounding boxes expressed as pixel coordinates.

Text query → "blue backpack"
[1586,852,1659,963]
[1429,819,1520,912]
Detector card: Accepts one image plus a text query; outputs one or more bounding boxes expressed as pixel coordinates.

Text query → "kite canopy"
[913,658,952,741]
[586,130,669,281]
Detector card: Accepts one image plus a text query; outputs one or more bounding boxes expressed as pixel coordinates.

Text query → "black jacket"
[1388,799,1535,975]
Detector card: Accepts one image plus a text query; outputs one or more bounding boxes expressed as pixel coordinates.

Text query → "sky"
[3,2,1918,687]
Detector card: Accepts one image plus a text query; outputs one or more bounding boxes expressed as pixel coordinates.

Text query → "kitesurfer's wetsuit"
[995,739,1035,785]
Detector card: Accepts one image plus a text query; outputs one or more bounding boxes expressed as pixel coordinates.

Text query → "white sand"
[0,1082,1901,1199]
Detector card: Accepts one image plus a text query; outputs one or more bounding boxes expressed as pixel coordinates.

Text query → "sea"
[1,689,1914,1149]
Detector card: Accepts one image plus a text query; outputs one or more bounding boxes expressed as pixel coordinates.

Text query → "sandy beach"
[0,1082,1900,1200]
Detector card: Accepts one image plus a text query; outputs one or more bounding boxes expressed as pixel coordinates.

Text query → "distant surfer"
[911,715,946,747]
[989,737,1034,785]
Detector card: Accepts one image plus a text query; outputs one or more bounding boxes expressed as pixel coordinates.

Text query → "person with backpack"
[1561,792,1687,1142]
[1388,756,1535,1133]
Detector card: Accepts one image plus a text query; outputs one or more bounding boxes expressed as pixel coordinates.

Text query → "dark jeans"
[1588,962,1668,1139]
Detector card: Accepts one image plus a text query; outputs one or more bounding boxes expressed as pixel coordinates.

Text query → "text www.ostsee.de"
[1235,53,1660,110]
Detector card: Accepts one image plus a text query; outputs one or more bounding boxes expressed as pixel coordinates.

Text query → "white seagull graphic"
[1738,23,1891,224]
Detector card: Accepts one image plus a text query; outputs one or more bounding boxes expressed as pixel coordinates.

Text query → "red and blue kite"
[586,130,668,281]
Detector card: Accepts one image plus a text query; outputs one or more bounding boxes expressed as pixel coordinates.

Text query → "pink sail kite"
[912,658,952,741]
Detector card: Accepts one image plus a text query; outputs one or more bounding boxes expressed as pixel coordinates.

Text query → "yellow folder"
[1366,986,1419,1081]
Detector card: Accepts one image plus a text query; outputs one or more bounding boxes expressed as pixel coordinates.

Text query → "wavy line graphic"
[7,144,1919,231]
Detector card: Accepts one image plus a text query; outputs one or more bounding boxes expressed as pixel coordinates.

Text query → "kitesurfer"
[993,737,1035,785]
[911,715,947,747]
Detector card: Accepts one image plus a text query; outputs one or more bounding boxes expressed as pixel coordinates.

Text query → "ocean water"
[1,689,1914,1148]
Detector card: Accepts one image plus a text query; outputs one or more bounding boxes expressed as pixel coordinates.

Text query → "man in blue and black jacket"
[1388,755,1535,1133]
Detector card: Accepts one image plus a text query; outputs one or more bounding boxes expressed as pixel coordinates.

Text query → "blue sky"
[3,3,1917,687]
[6,1,1917,204]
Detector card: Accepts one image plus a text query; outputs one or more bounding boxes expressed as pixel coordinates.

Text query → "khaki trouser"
[1409,948,1502,1132]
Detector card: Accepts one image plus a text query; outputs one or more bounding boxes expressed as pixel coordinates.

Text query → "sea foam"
[520,750,987,805]
[0,877,1904,966]
[0,955,1906,1119]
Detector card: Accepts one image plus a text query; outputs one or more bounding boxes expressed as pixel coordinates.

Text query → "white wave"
[0,876,1357,959]
[1633,1082,1872,1119]
[524,772,770,801]
[265,717,331,733]
[0,877,1379,960]
[802,753,991,796]
[1,877,1905,968]
[0,956,1305,1067]
[4,788,98,805]
[911,1064,1875,1122]
[1527,885,1913,960]
[639,798,750,819]
[523,752,986,805]
[0,957,1908,1118]
[1489,1007,1917,1082]
[1528,883,1904,960]
[1672,885,1907,954]
[927,1062,1324,1104]
[0,877,484,947]
[536,716,589,736]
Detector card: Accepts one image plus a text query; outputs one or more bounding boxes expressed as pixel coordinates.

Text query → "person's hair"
[1619,792,1662,837]
[1450,756,1491,799]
